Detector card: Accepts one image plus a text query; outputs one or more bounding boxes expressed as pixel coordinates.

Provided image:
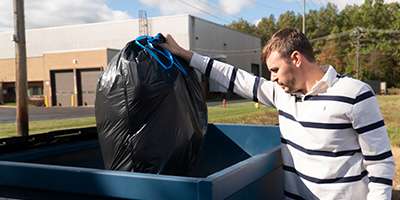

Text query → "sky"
[0,0,399,33]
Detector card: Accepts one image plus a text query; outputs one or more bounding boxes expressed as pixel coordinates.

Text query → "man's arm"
[351,85,395,199]
[159,33,279,109]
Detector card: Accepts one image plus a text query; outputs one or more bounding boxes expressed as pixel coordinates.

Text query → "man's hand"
[158,34,194,63]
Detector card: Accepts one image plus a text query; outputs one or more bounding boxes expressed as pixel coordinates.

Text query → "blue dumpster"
[0,123,283,200]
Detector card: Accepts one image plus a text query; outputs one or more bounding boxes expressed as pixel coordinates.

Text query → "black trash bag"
[95,34,207,176]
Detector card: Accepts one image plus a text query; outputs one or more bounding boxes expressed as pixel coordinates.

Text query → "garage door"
[78,69,101,106]
[52,70,74,107]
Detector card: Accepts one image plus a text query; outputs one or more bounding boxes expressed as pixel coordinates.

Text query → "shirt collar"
[320,65,338,87]
[291,65,338,97]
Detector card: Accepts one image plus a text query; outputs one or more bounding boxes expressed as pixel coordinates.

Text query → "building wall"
[44,49,108,106]
[190,16,261,75]
[189,16,262,98]
[0,15,193,60]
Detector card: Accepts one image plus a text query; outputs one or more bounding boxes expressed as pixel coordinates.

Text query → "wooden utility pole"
[351,28,365,80]
[13,0,29,136]
[303,0,305,34]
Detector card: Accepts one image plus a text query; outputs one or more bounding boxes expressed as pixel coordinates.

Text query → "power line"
[317,53,356,59]
[197,0,241,20]
[309,0,319,10]
[177,0,231,24]
[310,27,400,43]
[294,0,303,11]
[313,41,352,51]
[248,0,287,12]
[318,52,394,60]
[361,39,400,44]
[317,0,325,8]
[310,29,356,43]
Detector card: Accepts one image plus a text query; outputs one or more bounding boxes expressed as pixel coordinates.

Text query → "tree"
[226,0,400,87]
[276,11,302,31]
[255,14,277,46]
[226,18,256,35]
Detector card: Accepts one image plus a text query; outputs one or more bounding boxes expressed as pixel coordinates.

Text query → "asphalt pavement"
[0,106,95,124]
[0,99,249,124]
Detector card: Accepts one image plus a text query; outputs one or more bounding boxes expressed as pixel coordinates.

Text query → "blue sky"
[0,0,397,33]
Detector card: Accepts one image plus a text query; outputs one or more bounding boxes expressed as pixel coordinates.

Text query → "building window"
[28,86,44,97]
[251,64,260,76]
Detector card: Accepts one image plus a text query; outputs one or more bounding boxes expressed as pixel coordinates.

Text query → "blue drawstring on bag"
[135,34,187,75]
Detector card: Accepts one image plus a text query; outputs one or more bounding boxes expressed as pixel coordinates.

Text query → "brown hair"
[260,28,316,66]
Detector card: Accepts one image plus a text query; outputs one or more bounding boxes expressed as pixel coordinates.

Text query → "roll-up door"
[51,70,74,107]
[78,69,101,106]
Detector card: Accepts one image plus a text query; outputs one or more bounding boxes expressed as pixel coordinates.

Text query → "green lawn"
[1,95,399,147]
[0,117,96,138]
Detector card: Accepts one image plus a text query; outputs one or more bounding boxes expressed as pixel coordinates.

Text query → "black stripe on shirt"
[355,120,385,134]
[298,91,374,105]
[355,91,374,104]
[303,95,354,104]
[284,191,306,200]
[336,74,352,78]
[228,67,238,92]
[369,177,393,186]
[364,150,393,161]
[252,76,260,102]
[283,165,368,184]
[300,121,352,129]
[281,138,361,157]
[279,110,352,130]
[204,59,213,78]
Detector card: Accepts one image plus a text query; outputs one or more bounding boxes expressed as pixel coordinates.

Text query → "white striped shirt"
[190,53,395,200]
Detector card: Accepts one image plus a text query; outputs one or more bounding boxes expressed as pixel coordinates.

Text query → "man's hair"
[260,28,316,66]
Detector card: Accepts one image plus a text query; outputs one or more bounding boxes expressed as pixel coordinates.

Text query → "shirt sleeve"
[189,52,278,109]
[350,84,395,199]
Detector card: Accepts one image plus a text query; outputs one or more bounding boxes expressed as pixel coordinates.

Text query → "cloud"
[139,0,209,16]
[0,0,132,32]
[253,19,261,26]
[0,0,14,32]
[218,0,255,15]
[138,0,255,18]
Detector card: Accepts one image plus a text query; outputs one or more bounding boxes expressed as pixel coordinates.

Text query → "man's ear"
[291,51,301,68]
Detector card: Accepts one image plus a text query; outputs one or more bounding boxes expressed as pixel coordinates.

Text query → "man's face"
[266,51,298,93]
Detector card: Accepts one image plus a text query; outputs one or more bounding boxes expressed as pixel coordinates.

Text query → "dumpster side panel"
[0,185,118,200]
[208,146,282,200]
[0,161,201,200]
[225,167,284,200]
[0,124,283,200]
[27,147,104,169]
[214,124,281,156]
[190,124,251,177]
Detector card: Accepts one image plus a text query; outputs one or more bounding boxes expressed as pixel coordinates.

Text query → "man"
[159,28,394,199]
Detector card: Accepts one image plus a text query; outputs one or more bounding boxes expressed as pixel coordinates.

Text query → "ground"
[392,145,400,199]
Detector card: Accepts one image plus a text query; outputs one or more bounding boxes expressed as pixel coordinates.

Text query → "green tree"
[226,18,256,35]
[225,0,400,87]
[276,11,302,31]
[255,14,277,46]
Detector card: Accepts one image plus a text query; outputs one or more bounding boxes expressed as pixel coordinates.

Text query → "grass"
[376,95,400,146]
[0,117,96,138]
[0,103,35,107]
[208,101,278,124]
